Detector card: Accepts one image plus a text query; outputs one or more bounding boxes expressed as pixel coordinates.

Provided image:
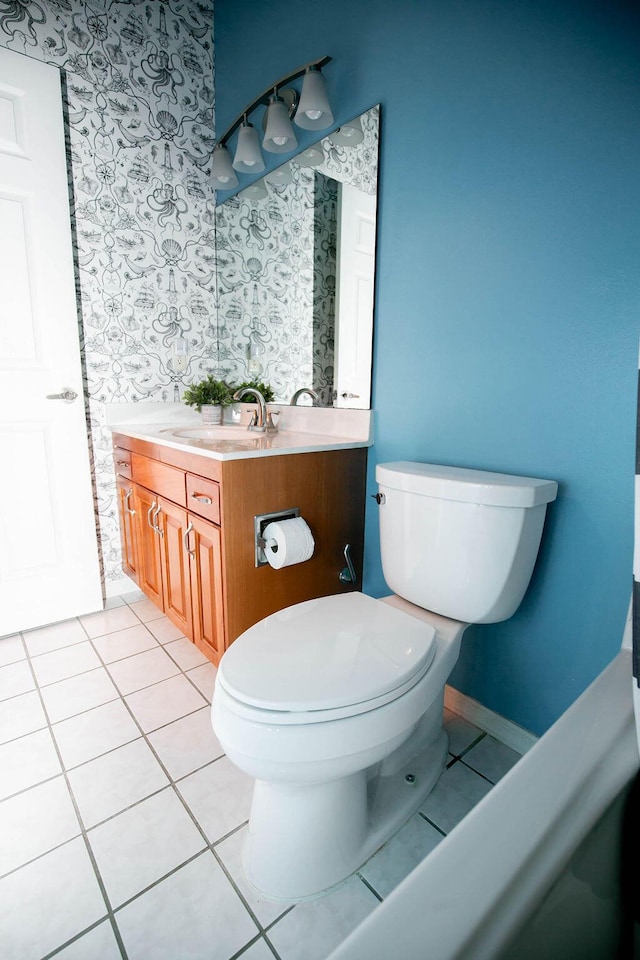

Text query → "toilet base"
[243,722,449,902]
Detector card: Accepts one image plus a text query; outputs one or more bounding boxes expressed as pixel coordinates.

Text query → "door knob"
[46,388,78,403]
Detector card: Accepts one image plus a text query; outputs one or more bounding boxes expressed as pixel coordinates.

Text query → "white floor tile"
[115,851,259,960]
[0,775,80,875]
[186,661,217,701]
[178,756,253,843]
[80,606,141,639]
[40,667,119,723]
[68,738,170,829]
[88,787,206,908]
[145,617,186,644]
[0,691,46,745]
[0,728,61,801]
[462,734,521,782]
[31,641,102,687]
[359,813,443,898]
[121,589,147,605]
[125,674,207,733]
[53,920,122,960]
[107,646,180,695]
[267,876,379,960]
[419,759,494,834]
[147,706,223,781]
[0,635,24,667]
[0,660,35,701]
[216,826,291,928]
[0,836,107,960]
[164,636,210,671]
[23,619,88,657]
[127,597,165,622]
[52,699,141,770]
[91,623,159,664]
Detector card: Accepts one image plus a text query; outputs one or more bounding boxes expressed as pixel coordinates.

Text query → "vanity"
[111,410,370,665]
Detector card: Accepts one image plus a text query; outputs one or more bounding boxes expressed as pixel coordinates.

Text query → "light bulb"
[273,136,288,146]
[305,109,323,120]
[218,175,230,183]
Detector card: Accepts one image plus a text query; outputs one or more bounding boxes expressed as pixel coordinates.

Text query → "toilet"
[211,461,558,901]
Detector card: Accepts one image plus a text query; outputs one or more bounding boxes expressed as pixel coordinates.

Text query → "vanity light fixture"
[294,146,324,168]
[233,117,266,172]
[212,56,333,192]
[240,181,268,201]
[265,163,293,187]
[330,114,364,146]
[294,65,334,130]
[211,143,239,189]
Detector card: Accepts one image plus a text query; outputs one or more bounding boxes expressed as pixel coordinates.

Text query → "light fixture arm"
[216,55,332,147]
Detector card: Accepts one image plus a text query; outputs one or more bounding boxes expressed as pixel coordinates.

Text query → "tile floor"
[0,592,522,960]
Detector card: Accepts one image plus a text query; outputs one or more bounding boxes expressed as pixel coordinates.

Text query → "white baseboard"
[444,685,538,755]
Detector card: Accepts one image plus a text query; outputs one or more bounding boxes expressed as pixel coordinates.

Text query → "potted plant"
[182,376,233,424]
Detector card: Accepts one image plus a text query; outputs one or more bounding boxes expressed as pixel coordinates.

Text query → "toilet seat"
[217,592,437,724]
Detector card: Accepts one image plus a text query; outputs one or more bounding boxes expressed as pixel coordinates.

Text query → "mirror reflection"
[213,105,379,408]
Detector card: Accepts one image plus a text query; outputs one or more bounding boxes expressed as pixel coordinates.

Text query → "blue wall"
[215,0,640,736]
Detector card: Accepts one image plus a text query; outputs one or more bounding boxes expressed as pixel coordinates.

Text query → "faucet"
[290,387,319,406]
[233,387,279,432]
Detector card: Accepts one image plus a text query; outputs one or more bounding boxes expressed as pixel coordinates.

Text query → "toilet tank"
[375,462,558,624]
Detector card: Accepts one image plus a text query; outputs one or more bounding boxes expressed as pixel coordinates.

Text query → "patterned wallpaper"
[0,0,216,586]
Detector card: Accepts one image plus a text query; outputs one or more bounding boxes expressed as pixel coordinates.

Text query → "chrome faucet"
[290,387,319,406]
[233,387,279,433]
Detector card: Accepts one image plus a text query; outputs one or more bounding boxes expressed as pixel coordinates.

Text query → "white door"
[0,48,102,634]
[334,182,377,410]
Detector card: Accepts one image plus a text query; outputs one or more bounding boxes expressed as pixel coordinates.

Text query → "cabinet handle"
[125,488,136,516]
[152,503,164,538]
[147,501,158,530]
[184,521,195,557]
[191,493,213,505]
[117,459,130,467]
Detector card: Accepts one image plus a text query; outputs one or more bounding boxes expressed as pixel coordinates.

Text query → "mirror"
[213,105,379,408]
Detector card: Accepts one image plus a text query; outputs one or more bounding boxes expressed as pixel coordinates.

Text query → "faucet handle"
[247,410,259,428]
[265,410,280,433]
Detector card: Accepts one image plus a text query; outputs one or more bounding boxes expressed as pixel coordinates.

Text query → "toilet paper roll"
[262,517,315,569]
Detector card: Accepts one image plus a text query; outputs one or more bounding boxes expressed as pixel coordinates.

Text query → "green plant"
[232,379,276,404]
[182,376,233,411]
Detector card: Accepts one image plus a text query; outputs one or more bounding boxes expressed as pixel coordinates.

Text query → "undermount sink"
[162,426,256,441]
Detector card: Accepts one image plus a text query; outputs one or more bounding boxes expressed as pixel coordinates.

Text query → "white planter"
[201,404,223,425]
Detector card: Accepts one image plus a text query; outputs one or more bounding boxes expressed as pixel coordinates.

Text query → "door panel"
[0,48,101,633]
[189,514,225,665]
[158,498,192,638]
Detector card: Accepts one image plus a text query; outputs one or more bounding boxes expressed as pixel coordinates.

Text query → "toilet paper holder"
[254,508,300,567]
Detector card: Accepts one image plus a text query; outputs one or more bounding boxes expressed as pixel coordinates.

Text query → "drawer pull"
[117,459,130,467]
[184,521,195,557]
[191,493,213,505]
[125,488,136,516]
[152,503,164,538]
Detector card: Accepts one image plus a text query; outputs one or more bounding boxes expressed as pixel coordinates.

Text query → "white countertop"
[107,402,373,462]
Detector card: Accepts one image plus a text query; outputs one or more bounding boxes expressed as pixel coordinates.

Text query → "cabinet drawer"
[186,474,220,525]
[113,446,132,479]
[131,454,186,506]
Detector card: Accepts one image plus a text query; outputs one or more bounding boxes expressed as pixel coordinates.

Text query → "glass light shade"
[330,115,364,146]
[265,164,293,187]
[295,146,324,167]
[232,122,265,173]
[294,67,333,130]
[263,95,298,153]
[211,144,239,189]
[240,181,268,201]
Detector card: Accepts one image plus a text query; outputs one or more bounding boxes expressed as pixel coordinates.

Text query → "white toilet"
[211,461,558,901]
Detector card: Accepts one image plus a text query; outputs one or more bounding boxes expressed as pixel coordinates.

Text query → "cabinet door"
[133,484,163,610]
[116,476,139,583]
[157,497,193,639]
[188,513,225,665]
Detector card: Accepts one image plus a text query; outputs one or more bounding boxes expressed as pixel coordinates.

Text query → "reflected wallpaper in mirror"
[213,105,379,408]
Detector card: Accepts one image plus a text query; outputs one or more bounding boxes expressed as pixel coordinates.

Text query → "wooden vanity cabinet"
[113,433,367,666]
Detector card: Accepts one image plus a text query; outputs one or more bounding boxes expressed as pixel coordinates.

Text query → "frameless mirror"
[213,105,379,408]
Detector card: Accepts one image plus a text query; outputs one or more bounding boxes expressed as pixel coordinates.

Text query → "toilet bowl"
[212,461,558,901]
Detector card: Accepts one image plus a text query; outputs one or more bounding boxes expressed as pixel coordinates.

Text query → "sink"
[161,426,256,442]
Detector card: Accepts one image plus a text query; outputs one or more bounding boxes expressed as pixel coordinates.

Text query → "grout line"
[417,811,447,837]
[357,873,383,903]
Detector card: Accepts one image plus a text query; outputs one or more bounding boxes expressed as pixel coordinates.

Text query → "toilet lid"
[218,592,437,714]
